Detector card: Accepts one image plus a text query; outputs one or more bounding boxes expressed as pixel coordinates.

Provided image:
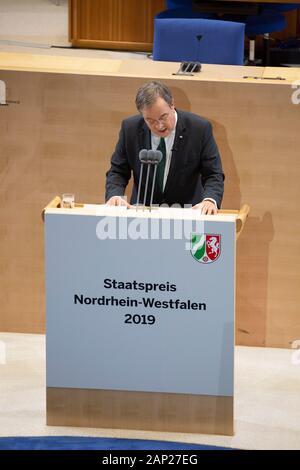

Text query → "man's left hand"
[192,200,218,215]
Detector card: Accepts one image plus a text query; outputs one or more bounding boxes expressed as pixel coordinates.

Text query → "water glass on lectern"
[62,193,75,208]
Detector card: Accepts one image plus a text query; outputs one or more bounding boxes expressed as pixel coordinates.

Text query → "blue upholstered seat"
[221,10,286,65]
[245,11,286,65]
[153,18,245,65]
[156,7,213,19]
[245,11,286,36]
[261,3,300,12]
[166,0,193,8]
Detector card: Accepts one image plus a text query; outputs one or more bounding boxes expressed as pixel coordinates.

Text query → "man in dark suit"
[105,81,224,214]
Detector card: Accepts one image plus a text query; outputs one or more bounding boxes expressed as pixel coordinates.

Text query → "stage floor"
[0,332,299,450]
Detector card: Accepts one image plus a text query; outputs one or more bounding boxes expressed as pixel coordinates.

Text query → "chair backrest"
[166,0,193,8]
[262,2,300,12]
[156,7,214,19]
[153,18,245,65]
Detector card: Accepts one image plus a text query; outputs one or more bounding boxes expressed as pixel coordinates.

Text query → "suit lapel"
[138,121,151,150]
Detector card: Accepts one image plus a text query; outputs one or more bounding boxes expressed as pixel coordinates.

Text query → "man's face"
[141,96,176,138]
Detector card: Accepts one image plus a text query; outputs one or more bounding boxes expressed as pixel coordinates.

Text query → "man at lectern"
[105,81,224,215]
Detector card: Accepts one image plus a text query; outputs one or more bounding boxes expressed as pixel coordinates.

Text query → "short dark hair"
[135,81,173,112]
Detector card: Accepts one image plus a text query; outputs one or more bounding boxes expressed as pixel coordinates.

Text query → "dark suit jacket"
[105,109,224,208]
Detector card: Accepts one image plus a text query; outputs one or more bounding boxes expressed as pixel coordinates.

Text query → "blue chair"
[159,0,218,19]
[258,3,300,64]
[156,7,214,19]
[153,18,245,65]
[166,0,193,8]
[261,3,300,12]
[245,11,286,64]
[221,10,286,65]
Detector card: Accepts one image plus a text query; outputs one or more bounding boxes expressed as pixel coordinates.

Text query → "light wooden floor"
[0,332,299,450]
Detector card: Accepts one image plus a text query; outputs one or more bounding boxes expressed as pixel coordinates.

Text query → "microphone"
[181,61,201,73]
[173,62,201,76]
[143,150,158,207]
[136,149,148,208]
[139,148,148,163]
[149,150,162,210]
[136,149,162,210]
[143,152,152,207]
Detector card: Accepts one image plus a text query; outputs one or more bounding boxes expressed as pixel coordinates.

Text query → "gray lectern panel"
[45,211,235,397]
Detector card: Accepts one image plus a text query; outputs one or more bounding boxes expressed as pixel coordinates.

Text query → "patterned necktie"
[156,137,166,193]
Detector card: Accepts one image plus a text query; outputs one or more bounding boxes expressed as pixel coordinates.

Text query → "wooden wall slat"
[69,0,165,51]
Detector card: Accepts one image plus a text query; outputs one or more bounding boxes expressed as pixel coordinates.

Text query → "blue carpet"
[0,436,231,450]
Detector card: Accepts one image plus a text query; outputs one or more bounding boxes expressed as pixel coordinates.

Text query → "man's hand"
[106,196,132,208]
[192,200,218,215]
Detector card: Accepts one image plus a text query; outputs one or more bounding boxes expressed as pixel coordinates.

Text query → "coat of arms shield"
[190,233,221,263]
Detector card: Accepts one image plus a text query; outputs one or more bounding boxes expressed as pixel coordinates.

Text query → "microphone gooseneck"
[149,150,162,210]
[136,149,148,208]
[136,149,162,210]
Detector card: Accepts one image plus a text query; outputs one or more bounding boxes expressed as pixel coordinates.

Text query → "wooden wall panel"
[169,79,300,348]
[69,0,165,51]
[1,64,300,348]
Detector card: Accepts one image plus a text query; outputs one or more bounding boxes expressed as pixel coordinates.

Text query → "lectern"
[43,197,249,435]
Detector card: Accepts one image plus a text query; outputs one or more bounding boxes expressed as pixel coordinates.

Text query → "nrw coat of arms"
[190,234,221,263]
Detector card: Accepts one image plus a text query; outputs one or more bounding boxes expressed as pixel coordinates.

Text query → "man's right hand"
[106,196,132,208]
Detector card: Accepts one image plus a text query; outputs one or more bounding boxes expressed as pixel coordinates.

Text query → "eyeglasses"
[144,112,170,127]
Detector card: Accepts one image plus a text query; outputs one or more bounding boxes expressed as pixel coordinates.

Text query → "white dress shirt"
[151,112,177,191]
[151,111,216,207]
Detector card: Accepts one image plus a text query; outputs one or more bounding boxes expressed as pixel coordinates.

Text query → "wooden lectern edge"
[235,204,250,239]
[41,197,250,239]
[219,204,250,239]
[41,196,85,221]
[41,195,61,222]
